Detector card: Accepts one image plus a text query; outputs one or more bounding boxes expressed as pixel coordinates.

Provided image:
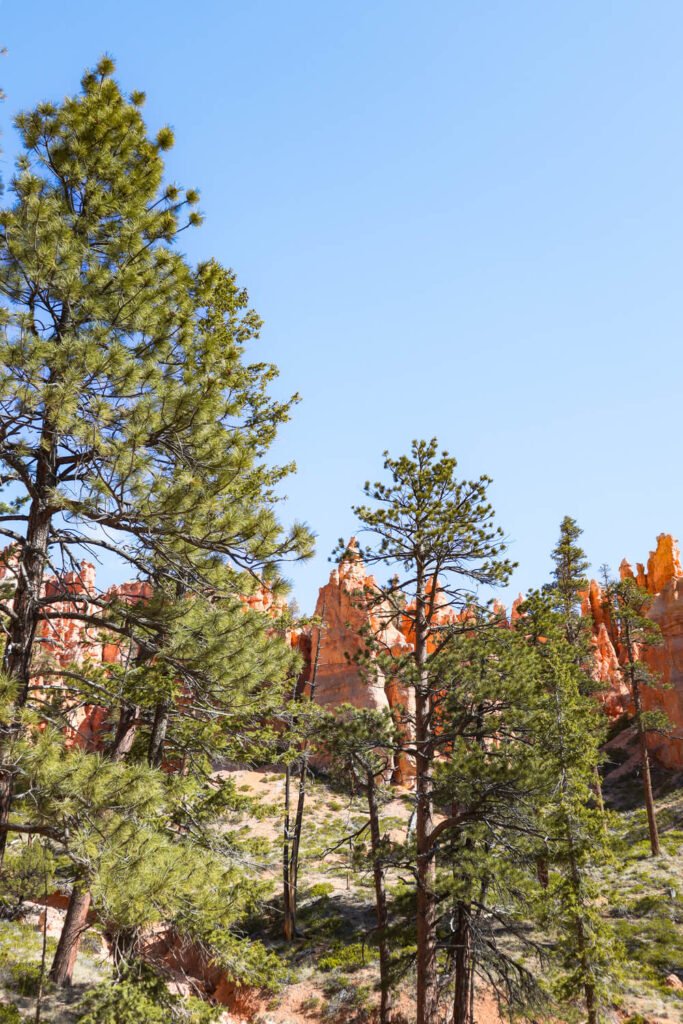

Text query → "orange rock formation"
[308,539,412,712]
[586,534,683,768]
[3,532,683,771]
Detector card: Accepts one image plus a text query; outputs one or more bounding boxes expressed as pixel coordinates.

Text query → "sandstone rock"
[588,534,683,769]
[510,594,525,624]
[21,901,66,938]
[647,534,682,594]
[665,973,683,990]
[306,540,415,782]
[308,539,412,714]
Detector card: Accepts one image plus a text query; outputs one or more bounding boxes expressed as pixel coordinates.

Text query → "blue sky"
[1,1,681,611]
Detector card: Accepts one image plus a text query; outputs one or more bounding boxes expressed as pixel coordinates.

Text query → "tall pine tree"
[344,439,513,1024]
[0,57,312,858]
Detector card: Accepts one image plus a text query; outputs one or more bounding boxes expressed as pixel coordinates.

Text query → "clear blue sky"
[1,1,681,612]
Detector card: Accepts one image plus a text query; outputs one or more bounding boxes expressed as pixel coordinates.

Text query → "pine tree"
[321,706,398,1024]
[549,517,607,812]
[430,620,548,1024]
[282,600,325,944]
[34,574,304,985]
[0,57,312,858]
[550,516,591,652]
[344,439,514,1024]
[603,575,667,856]
[4,716,284,993]
[519,590,619,1024]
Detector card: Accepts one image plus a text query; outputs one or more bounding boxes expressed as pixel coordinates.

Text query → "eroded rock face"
[5,531,683,771]
[636,536,683,768]
[307,540,415,782]
[33,563,151,750]
[308,539,412,713]
[587,534,683,769]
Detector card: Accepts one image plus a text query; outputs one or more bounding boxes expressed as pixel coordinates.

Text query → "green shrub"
[306,882,335,900]
[0,1006,21,1024]
[614,915,683,978]
[318,942,375,972]
[76,971,220,1024]
[8,961,43,997]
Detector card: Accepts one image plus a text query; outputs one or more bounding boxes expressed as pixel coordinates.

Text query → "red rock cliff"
[308,539,412,712]
[587,534,683,769]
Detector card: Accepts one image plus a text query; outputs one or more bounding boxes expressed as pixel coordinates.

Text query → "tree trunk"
[108,704,139,762]
[290,760,306,897]
[147,701,169,768]
[632,680,660,856]
[414,575,439,1024]
[283,744,310,941]
[367,767,392,1024]
[283,604,324,941]
[49,886,91,986]
[564,833,598,1024]
[452,901,472,1024]
[283,763,295,942]
[0,482,54,864]
[536,854,549,889]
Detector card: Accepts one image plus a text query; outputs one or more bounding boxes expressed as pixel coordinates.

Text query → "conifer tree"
[519,590,619,1024]
[282,601,325,944]
[3,713,284,993]
[33,576,303,985]
[549,517,606,811]
[602,576,667,856]
[430,620,547,1024]
[550,516,591,652]
[321,706,398,1024]
[0,58,312,857]
[344,439,513,1024]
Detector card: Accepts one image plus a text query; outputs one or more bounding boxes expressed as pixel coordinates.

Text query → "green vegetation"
[0,50,680,1024]
[76,970,221,1024]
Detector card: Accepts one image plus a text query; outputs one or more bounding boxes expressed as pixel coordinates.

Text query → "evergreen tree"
[0,57,312,857]
[3,712,283,993]
[519,591,620,1024]
[602,575,667,856]
[320,706,398,1024]
[282,600,325,944]
[429,620,548,1024]
[343,439,513,1024]
[549,517,606,810]
[31,576,303,985]
[550,516,591,653]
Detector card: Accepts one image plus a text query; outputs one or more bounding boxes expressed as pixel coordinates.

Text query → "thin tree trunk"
[147,701,169,768]
[283,763,295,941]
[623,619,661,858]
[108,703,139,762]
[49,886,91,986]
[414,574,439,1024]
[0,479,54,864]
[290,759,307,898]
[452,901,472,1024]
[34,871,49,1022]
[283,602,324,941]
[632,679,660,856]
[367,767,392,1024]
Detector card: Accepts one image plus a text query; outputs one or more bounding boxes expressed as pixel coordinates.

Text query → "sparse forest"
[0,57,680,1024]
